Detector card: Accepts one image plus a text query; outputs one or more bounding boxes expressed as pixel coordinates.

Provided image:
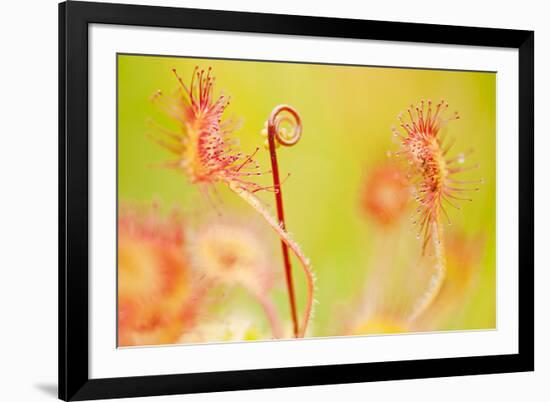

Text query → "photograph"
[0,0,541,400]
[117,54,496,347]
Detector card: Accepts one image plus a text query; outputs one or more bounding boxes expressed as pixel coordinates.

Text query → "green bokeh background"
[118,54,496,337]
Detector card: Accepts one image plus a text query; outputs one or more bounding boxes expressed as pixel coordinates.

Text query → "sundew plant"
[117,54,496,346]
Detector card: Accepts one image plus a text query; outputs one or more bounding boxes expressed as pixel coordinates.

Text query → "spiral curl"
[268,105,302,147]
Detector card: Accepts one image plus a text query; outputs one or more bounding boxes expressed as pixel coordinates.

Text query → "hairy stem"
[408,220,447,322]
[228,180,314,338]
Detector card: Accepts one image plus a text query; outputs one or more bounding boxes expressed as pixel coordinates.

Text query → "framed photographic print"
[59,1,534,400]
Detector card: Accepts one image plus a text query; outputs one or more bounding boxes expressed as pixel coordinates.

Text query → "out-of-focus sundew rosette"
[117,202,207,346]
[188,217,284,338]
[360,160,411,228]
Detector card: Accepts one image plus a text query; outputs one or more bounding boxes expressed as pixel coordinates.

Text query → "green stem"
[254,291,284,339]
[408,220,447,322]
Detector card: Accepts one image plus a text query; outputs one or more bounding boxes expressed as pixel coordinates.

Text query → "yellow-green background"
[118,54,496,336]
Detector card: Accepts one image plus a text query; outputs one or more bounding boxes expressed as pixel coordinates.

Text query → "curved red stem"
[267,107,300,338]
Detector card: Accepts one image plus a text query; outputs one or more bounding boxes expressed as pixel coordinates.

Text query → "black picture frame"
[59,1,534,400]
